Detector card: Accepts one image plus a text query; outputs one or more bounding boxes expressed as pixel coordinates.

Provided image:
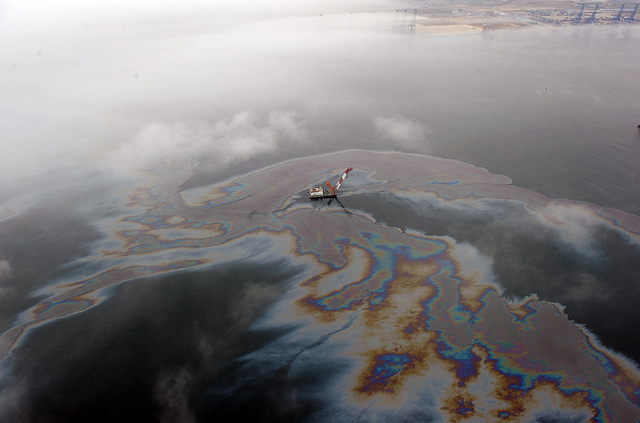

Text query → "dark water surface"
[3,262,299,422]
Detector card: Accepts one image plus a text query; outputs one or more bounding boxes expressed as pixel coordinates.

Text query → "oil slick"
[2,150,639,421]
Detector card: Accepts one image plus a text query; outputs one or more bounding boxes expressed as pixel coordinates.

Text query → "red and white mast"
[332,167,353,193]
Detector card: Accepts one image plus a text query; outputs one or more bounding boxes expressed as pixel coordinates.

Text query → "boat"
[309,167,353,199]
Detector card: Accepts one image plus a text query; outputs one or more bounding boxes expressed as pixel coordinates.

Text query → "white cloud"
[532,203,603,257]
[0,0,394,183]
[154,368,195,423]
[562,271,609,302]
[0,259,10,282]
[106,111,307,178]
[450,241,500,290]
[0,379,29,422]
[0,259,12,300]
[373,115,431,150]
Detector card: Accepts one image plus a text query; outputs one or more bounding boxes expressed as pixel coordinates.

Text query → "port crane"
[584,3,599,23]
[309,167,353,199]
[626,3,639,22]
[573,4,586,23]
[612,4,625,22]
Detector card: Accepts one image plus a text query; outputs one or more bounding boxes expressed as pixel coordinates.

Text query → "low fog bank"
[2,0,640,211]
[1,1,420,189]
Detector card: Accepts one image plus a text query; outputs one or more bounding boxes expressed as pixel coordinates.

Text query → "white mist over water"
[3,1,639,213]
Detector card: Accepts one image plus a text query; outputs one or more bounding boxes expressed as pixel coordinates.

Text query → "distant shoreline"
[392,0,640,34]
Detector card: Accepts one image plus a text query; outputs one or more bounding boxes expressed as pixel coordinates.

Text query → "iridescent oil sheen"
[2,150,639,421]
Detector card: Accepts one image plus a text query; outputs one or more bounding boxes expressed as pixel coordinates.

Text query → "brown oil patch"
[441,393,476,421]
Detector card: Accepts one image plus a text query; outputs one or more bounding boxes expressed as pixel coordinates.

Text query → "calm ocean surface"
[386,27,640,216]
